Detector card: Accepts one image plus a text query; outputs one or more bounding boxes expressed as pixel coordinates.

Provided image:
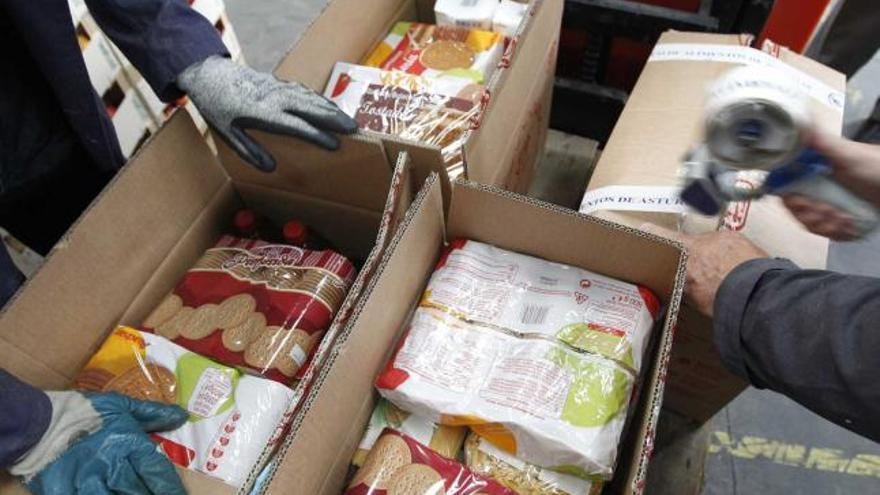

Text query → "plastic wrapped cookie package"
[74,326,295,487]
[352,398,468,468]
[323,63,483,180]
[346,429,515,495]
[464,434,603,495]
[363,22,505,84]
[376,239,661,479]
[378,307,635,478]
[422,239,660,373]
[141,234,356,384]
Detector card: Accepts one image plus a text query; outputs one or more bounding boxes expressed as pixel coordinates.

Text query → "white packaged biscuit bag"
[421,239,659,373]
[464,434,603,495]
[75,326,295,487]
[435,0,500,31]
[352,398,467,467]
[377,240,660,479]
[377,307,635,478]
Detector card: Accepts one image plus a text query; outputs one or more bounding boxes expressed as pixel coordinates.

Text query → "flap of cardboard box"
[214,129,393,212]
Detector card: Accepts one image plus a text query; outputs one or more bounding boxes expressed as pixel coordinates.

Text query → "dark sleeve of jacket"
[0,369,51,468]
[714,258,880,442]
[84,0,229,102]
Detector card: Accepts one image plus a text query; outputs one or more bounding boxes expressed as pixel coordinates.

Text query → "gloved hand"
[177,55,358,172]
[10,391,189,495]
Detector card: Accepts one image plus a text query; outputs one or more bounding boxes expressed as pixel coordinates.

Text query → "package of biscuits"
[352,398,467,467]
[75,326,295,487]
[141,235,356,384]
[464,434,603,495]
[363,22,504,84]
[422,239,660,373]
[323,63,483,179]
[377,307,634,479]
[346,429,515,495]
[376,239,661,479]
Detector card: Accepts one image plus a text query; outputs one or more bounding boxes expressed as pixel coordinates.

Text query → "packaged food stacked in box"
[0,110,417,495]
[345,237,658,494]
[62,196,364,487]
[322,0,531,180]
[268,0,562,195]
[257,168,687,495]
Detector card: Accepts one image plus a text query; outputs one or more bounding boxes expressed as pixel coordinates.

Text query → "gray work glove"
[177,56,358,172]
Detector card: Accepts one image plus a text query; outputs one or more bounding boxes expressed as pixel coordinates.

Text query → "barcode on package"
[520,304,550,325]
[461,0,478,6]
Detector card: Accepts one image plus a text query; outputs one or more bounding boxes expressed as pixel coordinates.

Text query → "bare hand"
[641,224,768,316]
[781,131,880,241]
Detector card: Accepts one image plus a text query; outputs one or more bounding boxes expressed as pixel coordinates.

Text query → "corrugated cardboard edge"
[244,159,434,495]
[449,179,688,494]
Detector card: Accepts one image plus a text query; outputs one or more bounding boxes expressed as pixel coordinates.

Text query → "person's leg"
[817,0,880,77]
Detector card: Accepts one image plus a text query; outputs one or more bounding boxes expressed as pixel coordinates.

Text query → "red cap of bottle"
[283,221,307,247]
[233,209,257,235]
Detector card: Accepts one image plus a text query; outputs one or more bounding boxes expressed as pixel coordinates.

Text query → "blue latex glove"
[10,391,188,495]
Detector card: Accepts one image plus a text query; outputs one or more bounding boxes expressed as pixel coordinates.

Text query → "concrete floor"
[223,1,880,493]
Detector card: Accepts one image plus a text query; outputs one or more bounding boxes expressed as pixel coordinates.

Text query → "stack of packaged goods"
[71,209,356,488]
[346,239,660,494]
[322,1,530,180]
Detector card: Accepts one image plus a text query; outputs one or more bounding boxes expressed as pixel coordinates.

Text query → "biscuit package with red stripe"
[142,234,356,384]
[346,429,515,495]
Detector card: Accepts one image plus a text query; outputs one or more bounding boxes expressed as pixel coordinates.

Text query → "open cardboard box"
[252,0,563,197]
[0,110,418,495]
[580,31,846,422]
[256,156,687,495]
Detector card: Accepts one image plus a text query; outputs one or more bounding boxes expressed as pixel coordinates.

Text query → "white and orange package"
[363,22,504,84]
[74,326,295,487]
[422,239,660,373]
[376,240,661,479]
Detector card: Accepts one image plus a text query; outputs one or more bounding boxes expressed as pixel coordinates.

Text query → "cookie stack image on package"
[73,223,356,487]
[346,239,660,495]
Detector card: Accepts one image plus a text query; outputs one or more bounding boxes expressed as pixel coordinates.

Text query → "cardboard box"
[578,31,847,421]
[254,162,687,495]
[0,110,416,495]
[269,0,562,194]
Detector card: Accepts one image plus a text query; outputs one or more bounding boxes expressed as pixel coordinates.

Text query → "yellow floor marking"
[709,431,880,477]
